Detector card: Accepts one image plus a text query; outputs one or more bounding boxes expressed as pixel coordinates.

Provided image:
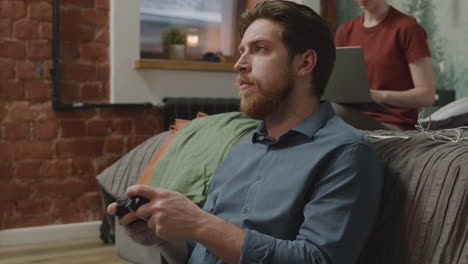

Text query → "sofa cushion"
[359,130,468,264]
[96,127,468,264]
[96,131,173,198]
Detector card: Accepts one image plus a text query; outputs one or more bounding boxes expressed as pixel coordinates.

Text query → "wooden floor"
[0,238,131,264]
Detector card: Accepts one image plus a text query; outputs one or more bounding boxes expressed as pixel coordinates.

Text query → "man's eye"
[255,46,266,52]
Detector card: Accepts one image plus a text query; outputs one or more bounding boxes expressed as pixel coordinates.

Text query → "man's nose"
[234,54,251,73]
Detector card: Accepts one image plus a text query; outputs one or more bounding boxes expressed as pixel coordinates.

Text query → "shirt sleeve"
[400,20,431,63]
[239,143,384,264]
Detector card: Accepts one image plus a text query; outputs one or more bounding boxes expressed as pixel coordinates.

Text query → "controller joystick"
[115,196,149,218]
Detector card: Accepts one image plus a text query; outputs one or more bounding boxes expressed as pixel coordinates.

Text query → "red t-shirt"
[335,6,431,130]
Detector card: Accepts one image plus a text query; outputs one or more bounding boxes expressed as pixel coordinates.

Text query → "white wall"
[110,0,321,105]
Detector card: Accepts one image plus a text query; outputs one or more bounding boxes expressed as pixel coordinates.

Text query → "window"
[140,0,240,60]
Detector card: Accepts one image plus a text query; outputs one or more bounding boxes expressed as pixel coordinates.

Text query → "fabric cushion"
[96,131,173,198]
[419,97,468,130]
[149,112,259,205]
[359,130,468,264]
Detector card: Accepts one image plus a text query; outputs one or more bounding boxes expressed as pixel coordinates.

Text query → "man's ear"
[296,49,317,78]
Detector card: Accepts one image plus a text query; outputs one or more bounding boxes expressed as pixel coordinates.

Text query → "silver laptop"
[322,46,387,109]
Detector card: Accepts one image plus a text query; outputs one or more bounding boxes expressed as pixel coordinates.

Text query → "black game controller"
[115,196,149,218]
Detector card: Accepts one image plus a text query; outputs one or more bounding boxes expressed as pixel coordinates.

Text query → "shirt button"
[241,207,248,214]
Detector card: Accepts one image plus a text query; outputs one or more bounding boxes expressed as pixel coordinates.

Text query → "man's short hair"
[240,0,336,97]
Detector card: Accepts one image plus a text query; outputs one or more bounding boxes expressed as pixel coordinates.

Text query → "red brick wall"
[0,0,165,229]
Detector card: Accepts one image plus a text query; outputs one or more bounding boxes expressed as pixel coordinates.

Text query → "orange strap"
[137,133,175,184]
[136,113,208,185]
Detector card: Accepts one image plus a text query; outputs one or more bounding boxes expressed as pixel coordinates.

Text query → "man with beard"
[107,1,384,263]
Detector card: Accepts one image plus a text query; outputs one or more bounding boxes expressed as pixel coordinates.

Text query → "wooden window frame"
[321,0,337,33]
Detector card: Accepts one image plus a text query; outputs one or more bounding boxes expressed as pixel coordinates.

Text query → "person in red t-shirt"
[335,0,435,130]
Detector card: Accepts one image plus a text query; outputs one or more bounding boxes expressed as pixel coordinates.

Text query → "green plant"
[161,26,187,46]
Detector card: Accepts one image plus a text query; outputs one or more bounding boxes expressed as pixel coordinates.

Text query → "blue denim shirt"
[187,101,384,264]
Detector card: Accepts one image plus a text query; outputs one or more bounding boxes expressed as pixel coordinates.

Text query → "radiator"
[162,97,240,129]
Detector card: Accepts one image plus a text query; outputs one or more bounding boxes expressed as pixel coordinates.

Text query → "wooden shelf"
[134,59,236,72]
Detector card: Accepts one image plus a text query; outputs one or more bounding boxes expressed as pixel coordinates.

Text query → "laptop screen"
[322,47,373,104]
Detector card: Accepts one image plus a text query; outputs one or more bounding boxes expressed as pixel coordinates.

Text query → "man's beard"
[238,69,295,120]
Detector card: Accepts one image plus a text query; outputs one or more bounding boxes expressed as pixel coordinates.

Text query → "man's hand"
[110,185,244,263]
[107,200,167,246]
[126,184,209,241]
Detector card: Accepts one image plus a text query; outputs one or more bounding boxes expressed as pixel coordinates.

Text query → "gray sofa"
[97,123,468,264]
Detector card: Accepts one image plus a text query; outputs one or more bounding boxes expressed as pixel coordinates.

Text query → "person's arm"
[126,185,245,264]
[370,57,436,109]
[191,212,245,263]
[107,201,189,264]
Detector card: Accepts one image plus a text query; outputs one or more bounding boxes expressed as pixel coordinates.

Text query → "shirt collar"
[252,122,272,143]
[252,100,336,143]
